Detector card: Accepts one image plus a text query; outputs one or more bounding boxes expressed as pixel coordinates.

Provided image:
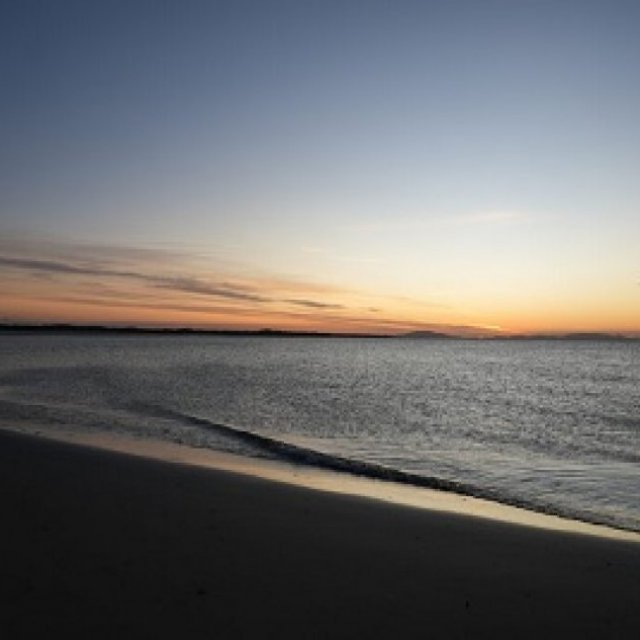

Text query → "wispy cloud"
[0,256,128,278]
[297,244,387,266]
[0,239,357,313]
[344,210,529,234]
[153,276,270,303]
[451,210,529,225]
[0,255,268,304]
[343,219,432,233]
[0,235,470,333]
[284,298,345,310]
[0,233,191,267]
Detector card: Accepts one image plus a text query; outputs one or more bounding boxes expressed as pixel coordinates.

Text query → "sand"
[1,429,639,638]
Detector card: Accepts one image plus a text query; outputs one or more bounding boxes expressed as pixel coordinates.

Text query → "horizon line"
[1,322,638,340]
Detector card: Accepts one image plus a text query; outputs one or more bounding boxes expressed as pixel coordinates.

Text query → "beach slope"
[1,429,639,638]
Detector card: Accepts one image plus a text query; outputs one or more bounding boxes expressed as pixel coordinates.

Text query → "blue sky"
[1,1,639,333]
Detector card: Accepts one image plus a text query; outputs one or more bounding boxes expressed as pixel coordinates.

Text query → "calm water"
[1,333,638,531]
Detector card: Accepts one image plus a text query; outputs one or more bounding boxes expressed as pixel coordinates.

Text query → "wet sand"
[1,429,639,638]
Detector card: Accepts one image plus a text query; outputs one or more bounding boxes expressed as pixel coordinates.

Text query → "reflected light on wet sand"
[6,424,638,544]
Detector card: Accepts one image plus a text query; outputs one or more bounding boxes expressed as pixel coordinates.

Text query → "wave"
[3,394,636,534]
[133,404,639,534]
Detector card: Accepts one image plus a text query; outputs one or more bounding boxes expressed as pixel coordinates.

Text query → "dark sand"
[1,430,639,639]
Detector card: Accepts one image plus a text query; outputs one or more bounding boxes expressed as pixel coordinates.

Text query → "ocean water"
[0,333,638,532]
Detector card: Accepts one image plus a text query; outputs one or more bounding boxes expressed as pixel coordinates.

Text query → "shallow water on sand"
[0,333,638,531]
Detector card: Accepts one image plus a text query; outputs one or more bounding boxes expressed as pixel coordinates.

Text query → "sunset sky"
[1,0,639,335]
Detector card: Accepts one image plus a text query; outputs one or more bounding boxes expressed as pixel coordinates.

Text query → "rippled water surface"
[1,333,638,531]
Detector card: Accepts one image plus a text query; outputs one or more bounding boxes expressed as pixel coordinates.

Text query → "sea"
[0,332,638,532]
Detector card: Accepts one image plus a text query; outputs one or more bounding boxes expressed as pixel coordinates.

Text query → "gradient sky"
[1,0,639,334]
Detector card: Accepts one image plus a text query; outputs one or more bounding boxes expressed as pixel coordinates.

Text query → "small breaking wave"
[134,404,640,534]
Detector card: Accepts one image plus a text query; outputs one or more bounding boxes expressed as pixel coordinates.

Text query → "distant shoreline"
[0,323,637,341]
[0,323,392,339]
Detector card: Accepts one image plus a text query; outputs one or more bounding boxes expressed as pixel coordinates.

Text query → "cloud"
[343,219,431,233]
[0,241,352,311]
[153,276,270,303]
[452,210,528,225]
[27,294,359,330]
[0,233,193,267]
[0,255,124,278]
[284,298,345,310]
[0,254,271,304]
[40,295,247,317]
[345,210,529,235]
[0,235,461,332]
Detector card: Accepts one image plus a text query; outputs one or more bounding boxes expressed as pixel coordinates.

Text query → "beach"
[1,429,639,638]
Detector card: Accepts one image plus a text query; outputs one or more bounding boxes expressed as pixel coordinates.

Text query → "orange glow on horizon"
[1,237,638,337]
[3,291,639,337]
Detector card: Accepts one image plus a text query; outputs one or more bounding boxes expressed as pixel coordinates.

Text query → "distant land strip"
[0,323,637,340]
[0,323,392,339]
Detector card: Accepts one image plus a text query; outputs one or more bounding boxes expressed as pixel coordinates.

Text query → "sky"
[1,0,639,335]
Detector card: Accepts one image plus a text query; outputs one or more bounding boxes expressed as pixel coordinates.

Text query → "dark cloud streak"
[154,277,269,303]
[284,298,345,310]
[0,254,345,310]
[0,256,125,278]
[0,255,267,303]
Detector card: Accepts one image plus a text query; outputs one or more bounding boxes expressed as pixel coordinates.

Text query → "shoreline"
[2,324,639,340]
[2,427,640,638]
[3,424,639,543]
